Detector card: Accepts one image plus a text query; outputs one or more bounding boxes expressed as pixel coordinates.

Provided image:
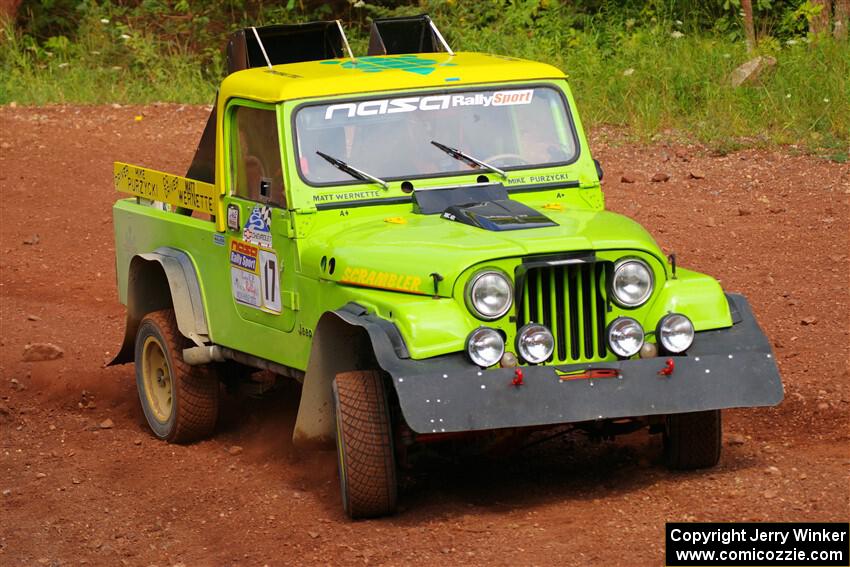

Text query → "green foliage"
[14,0,83,41]
[2,0,848,155]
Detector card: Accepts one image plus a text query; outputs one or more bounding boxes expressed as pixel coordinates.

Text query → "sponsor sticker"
[213,233,226,247]
[324,89,535,120]
[242,204,272,248]
[227,204,240,231]
[229,239,280,314]
[230,240,258,272]
[319,54,453,77]
[231,267,261,307]
[230,239,261,307]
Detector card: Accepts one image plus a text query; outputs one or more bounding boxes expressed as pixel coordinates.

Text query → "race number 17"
[259,250,281,313]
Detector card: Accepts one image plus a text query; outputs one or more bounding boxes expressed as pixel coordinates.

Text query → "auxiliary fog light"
[466,327,505,368]
[657,313,695,353]
[516,324,555,364]
[639,342,658,359]
[607,317,645,358]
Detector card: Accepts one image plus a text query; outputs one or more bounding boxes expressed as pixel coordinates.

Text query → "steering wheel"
[483,153,530,167]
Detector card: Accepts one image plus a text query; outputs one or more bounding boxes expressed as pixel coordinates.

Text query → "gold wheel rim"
[142,336,173,423]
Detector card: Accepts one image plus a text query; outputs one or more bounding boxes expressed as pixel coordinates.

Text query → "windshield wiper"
[430,140,507,179]
[315,151,388,189]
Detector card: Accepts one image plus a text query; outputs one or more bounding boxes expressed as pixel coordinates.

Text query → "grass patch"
[1,3,848,155]
[0,18,215,105]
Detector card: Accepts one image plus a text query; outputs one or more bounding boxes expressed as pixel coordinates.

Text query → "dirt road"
[1,105,848,566]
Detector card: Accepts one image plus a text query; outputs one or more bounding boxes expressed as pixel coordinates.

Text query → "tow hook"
[511,368,524,387]
[658,358,675,376]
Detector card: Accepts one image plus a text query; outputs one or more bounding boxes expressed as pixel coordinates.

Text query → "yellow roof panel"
[219,52,566,103]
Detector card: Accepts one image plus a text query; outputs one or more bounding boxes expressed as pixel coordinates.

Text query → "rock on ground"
[22,343,64,362]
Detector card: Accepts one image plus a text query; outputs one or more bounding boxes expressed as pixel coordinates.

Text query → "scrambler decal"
[340,266,423,294]
[243,204,272,247]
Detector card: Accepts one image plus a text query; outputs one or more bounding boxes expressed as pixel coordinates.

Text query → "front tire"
[663,409,722,470]
[333,370,398,519]
[134,309,219,443]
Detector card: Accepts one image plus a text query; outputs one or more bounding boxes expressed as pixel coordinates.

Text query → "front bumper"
[376,294,783,434]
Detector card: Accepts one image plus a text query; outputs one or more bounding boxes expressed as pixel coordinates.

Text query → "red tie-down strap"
[556,368,620,381]
[658,358,675,376]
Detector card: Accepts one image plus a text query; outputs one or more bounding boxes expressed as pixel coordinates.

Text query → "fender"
[109,247,209,365]
[646,267,733,331]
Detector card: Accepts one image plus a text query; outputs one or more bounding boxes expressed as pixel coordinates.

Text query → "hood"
[305,207,665,297]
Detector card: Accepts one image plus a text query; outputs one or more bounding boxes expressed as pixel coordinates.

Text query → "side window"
[231,106,286,207]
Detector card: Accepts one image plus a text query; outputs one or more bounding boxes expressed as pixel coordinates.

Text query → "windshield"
[294,86,577,185]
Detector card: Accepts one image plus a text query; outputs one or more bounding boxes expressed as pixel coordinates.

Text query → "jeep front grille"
[516,262,610,363]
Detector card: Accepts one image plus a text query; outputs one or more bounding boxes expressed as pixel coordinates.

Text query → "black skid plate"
[340,294,784,434]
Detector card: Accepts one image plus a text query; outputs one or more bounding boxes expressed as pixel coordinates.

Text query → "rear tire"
[134,309,219,443]
[663,409,722,470]
[333,370,398,519]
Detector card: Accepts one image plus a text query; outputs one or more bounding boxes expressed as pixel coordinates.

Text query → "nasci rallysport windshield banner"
[323,89,534,120]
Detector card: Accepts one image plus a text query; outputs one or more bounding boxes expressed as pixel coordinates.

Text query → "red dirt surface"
[1,104,848,566]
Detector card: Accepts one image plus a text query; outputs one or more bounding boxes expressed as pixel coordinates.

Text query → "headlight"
[466,327,505,367]
[610,259,654,307]
[516,323,555,364]
[657,313,694,353]
[465,270,513,320]
[607,317,645,358]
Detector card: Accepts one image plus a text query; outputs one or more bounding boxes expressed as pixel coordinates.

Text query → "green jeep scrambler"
[110,16,784,518]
